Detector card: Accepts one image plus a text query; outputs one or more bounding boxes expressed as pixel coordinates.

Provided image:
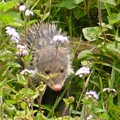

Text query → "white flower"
[16,49,28,56]
[53,35,68,43]
[11,36,19,43]
[20,69,35,75]
[25,9,34,16]
[16,44,28,56]
[5,26,11,31]
[6,27,18,36]
[87,115,93,120]
[75,66,90,77]
[86,90,99,100]
[17,44,26,49]
[5,26,20,43]
[19,5,26,12]
[22,49,28,56]
[103,88,116,93]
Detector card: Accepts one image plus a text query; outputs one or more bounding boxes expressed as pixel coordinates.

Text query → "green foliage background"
[0,0,120,120]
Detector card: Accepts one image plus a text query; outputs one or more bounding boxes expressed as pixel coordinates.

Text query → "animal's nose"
[53,84,62,91]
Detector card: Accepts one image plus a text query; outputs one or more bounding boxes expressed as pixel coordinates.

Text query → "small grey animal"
[21,23,73,91]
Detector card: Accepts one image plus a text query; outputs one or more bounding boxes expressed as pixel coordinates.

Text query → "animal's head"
[35,47,73,91]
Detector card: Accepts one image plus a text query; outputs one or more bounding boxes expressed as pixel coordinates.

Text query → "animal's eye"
[45,70,50,75]
[60,69,64,73]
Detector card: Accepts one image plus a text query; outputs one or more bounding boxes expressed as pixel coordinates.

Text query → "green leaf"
[17,74,26,85]
[0,14,14,24]
[92,108,106,113]
[115,29,120,42]
[50,116,75,120]
[106,43,120,53]
[35,112,48,120]
[0,0,18,12]
[78,50,93,59]
[108,13,120,24]
[8,11,21,21]
[0,11,22,26]
[81,60,93,67]
[8,62,21,68]
[0,50,12,61]
[34,9,41,17]
[6,100,16,104]
[7,11,23,26]
[8,22,23,27]
[58,0,76,9]
[73,7,86,19]
[101,0,116,6]
[20,102,27,110]
[27,19,38,26]
[75,0,83,4]
[82,26,102,41]
[40,12,50,21]
[63,98,69,108]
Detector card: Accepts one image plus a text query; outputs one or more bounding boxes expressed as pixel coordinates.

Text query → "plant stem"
[47,80,71,118]
[0,96,3,120]
[98,0,107,45]
[84,0,91,26]
[37,84,47,112]
[75,71,92,117]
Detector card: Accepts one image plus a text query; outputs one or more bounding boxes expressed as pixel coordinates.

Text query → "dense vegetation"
[0,0,120,119]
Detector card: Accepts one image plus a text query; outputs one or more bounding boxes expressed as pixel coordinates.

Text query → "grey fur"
[21,23,73,91]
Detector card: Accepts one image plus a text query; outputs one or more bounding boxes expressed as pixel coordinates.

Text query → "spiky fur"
[21,23,73,91]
